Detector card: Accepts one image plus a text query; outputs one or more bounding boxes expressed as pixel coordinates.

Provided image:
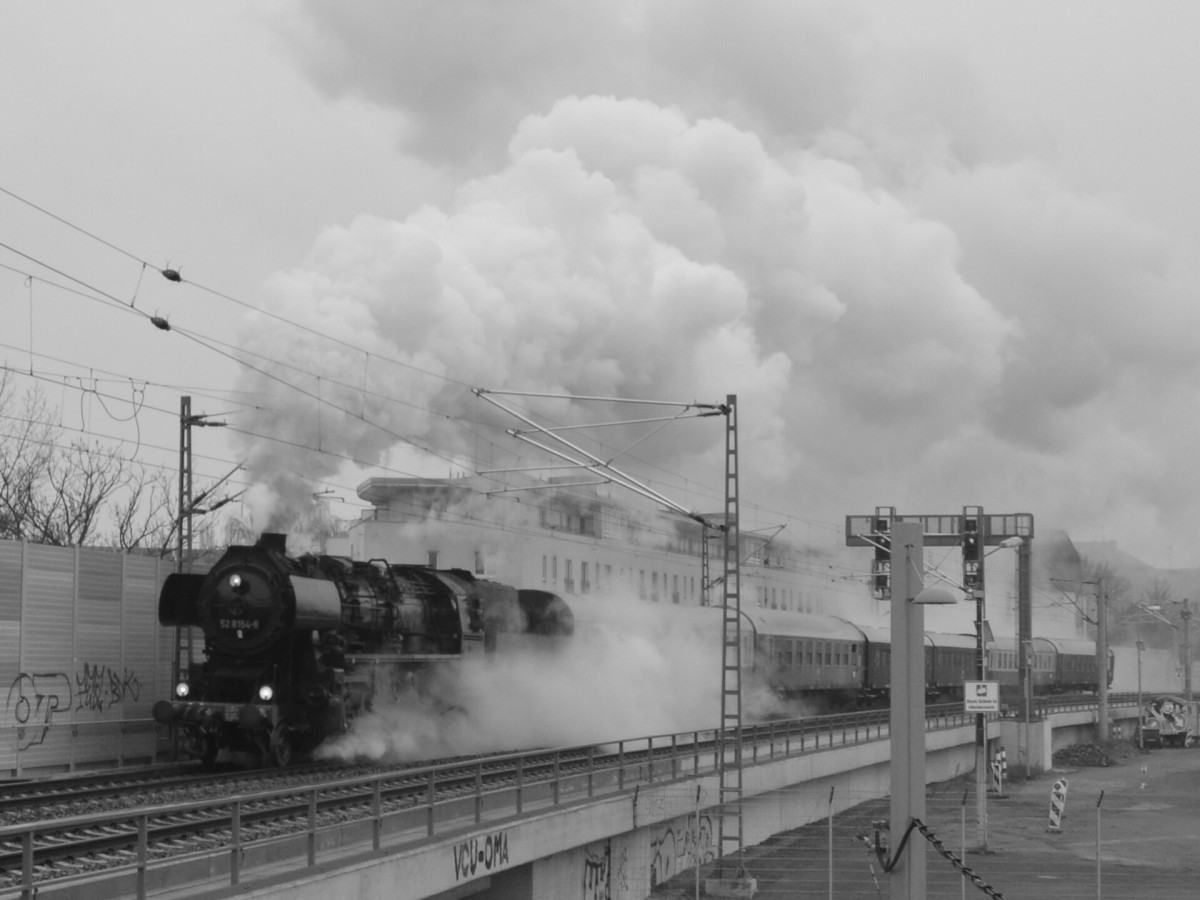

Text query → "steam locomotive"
[154,533,1108,766]
[153,534,573,766]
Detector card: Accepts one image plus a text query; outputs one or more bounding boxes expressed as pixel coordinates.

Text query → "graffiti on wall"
[75,662,141,712]
[5,662,142,750]
[581,842,630,900]
[451,829,510,882]
[582,842,610,900]
[5,673,71,749]
[650,813,716,888]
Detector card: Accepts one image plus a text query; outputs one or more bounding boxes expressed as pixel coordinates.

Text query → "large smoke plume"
[235,2,1200,565]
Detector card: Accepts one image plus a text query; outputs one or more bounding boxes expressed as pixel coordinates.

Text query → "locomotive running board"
[343,653,464,665]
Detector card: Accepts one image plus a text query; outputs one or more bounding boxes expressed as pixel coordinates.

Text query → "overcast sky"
[4,2,1200,570]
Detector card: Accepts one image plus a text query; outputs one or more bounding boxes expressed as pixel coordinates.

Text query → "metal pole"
[890,521,928,900]
[1016,540,1033,777]
[1182,598,1192,707]
[974,585,987,848]
[1096,578,1109,742]
[1137,640,1145,750]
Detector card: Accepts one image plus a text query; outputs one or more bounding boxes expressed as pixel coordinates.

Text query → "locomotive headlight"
[174,681,190,699]
[228,573,244,592]
[257,684,275,702]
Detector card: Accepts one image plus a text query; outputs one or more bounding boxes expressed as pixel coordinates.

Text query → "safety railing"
[0,700,1096,899]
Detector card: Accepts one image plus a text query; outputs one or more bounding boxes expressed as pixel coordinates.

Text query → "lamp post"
[1136,639,1145,750]
[1081,579,1109,743]
[1177,598,1192,708]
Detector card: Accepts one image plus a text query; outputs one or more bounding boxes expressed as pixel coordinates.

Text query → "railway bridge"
[6,699,1146,900]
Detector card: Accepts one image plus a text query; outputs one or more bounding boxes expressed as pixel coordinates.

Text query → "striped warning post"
[1047,777,1069,832]
[990,746,1007,795]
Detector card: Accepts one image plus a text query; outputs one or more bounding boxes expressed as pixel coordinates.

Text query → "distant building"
[347,474,877,620]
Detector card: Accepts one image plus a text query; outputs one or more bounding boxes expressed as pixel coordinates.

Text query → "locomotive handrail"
[0,697,1141,898]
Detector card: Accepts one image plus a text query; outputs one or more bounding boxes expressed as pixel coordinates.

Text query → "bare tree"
[29,437,129,545]
[1140,577,1177,610]
[0,373,199,550]
[109,465,177,552]
[0,371,55,541]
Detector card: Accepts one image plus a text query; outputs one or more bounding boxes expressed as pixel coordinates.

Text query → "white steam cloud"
[318,596,734,761]
[237,4,1200,570]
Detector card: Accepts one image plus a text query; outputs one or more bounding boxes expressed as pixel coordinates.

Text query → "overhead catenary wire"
[0,185,860,554]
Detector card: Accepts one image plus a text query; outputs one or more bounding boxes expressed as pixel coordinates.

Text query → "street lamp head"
[913,586,957,605]
[983,535,1024,558]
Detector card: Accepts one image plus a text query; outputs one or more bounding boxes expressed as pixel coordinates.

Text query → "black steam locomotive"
[154,534,572,765]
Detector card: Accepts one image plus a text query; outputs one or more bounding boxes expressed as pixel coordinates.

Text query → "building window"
[565,559,575,594]
[581,561,590,594]
[542,555,548,583]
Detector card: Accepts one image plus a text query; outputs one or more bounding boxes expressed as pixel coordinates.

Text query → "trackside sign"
[964,681,1000,713]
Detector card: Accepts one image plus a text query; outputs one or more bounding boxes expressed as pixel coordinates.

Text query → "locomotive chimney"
[256,532,288,554]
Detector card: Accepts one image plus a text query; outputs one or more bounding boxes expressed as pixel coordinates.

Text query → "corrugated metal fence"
[0,539,179,776]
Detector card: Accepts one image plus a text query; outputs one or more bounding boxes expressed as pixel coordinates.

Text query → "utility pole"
[1182,598,1192,708]
[961,506,989,850]
[175,398,231,683]
[1094,578,1109,742]
[890,521,930,900]
[886,522,957,900]
[709,395,756,896]
[1016,537,1033,758]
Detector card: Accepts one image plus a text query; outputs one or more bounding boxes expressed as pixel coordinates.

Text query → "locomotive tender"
[153,533,572,766]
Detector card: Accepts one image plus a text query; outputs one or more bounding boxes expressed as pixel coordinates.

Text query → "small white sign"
[964,681,1000,713]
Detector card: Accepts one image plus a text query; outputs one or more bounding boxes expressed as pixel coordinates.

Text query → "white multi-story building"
[347,474,875,620]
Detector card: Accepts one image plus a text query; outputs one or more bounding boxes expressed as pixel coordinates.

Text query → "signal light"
[962,517,980,562]
[962,532,980,562]
[871,517,891,598]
